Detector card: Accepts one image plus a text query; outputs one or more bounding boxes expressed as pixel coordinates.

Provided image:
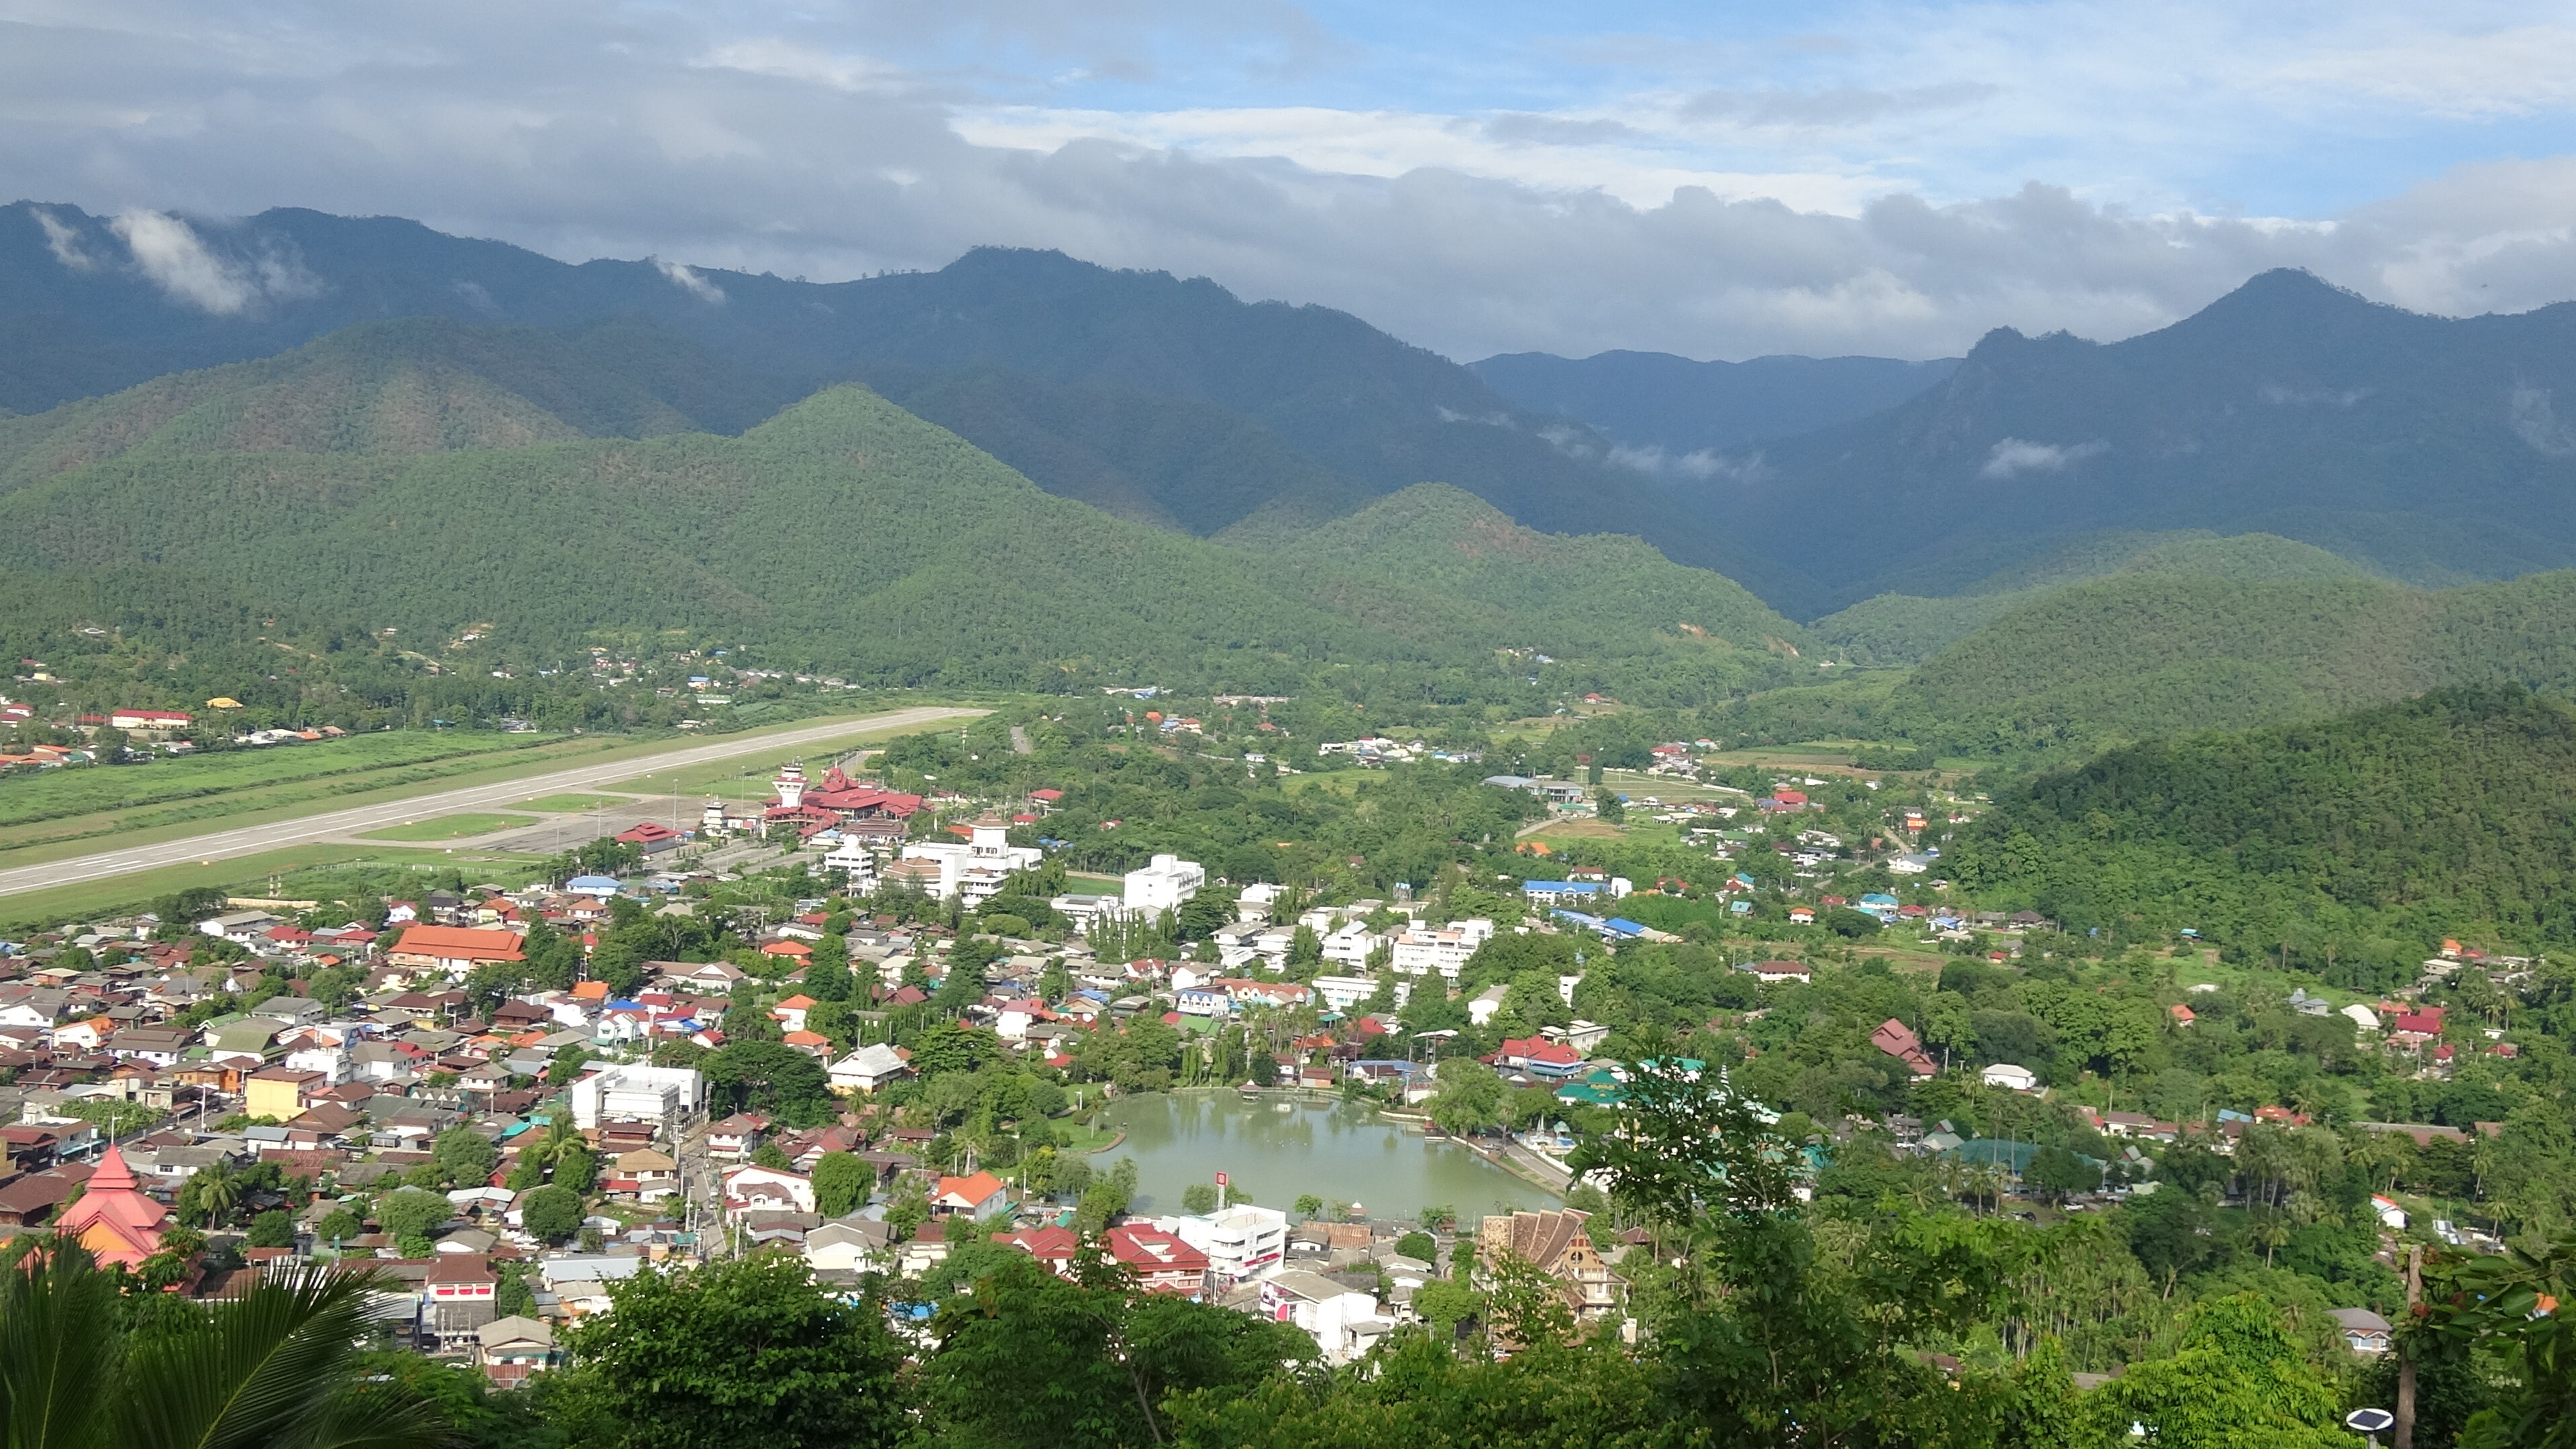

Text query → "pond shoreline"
[1081,1083,1556,1206]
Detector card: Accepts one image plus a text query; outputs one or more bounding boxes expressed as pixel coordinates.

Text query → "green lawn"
[0,731,567,831]
[516,793,643,813]
[1279,771,1385,798]
[360,812,543,842]
[603,716,964,796]
[0,843,552,927]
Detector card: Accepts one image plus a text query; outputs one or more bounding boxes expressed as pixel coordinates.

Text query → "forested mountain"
[1880,566,2576,755]
[2,203,1796,593]
[1703,270,2576,614]
[1470,349,1957,456]
[1269,485,1807,704]
[1812,533,2376,666]
[0,329,1807,697]
[1950,687,2576,975]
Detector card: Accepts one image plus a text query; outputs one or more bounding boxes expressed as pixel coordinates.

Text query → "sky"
[9,0,2576,360]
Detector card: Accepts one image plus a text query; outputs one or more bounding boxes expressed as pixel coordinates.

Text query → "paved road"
[0,706,984,900]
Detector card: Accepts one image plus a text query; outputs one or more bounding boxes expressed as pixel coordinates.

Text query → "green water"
[1097,1091,1560,1221]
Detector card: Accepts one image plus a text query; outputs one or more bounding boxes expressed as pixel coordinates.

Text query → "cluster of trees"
[1952,687,2576,967]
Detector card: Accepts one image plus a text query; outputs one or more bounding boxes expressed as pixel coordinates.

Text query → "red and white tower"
[773,761,806,810]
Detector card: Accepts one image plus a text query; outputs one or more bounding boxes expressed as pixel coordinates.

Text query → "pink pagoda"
[56,1144,172,1269]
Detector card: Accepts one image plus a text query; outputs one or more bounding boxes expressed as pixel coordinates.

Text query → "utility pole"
[2395,1242,2422,1449]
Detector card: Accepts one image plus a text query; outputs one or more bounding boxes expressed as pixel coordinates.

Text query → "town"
[0,692,2553,1449]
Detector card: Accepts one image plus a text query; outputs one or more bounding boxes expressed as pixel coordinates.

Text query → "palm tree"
[0,1242,447,1449]
[185,1164,244,1230]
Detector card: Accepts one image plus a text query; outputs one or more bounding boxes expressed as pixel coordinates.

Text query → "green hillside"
[0,317,792,493]
[1882,568,2559,755]
[877,368,1371,538]
[1813,533,2376,666]
[1279,483,1804,651]
[0,384,1403,683]
[0,331,1816,702]
[1949,687,2576,977]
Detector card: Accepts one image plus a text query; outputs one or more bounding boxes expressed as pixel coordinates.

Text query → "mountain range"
[26,200,2576,748]
[0,315,1802,697]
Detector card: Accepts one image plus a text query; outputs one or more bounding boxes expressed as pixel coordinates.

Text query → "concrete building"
[1123,854,1206,914]
[1162,1203,1287,1285]
[898,815,1042,908]
[1390,919,1494,978]
[568,1063,704,1129]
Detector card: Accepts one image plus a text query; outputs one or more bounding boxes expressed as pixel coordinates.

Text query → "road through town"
[0,706,984,900]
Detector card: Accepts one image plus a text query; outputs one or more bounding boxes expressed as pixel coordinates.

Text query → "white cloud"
[103,209,321,314]
[109,211,257,313]
[654,259,727,303]
[32,207,97,270]
[1980,438,2107,478]
[2508,385,2576,457]
[9,1,2576,362]
[1609,443,1760,482]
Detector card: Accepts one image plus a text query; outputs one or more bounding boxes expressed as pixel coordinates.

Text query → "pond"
[1096,1090,1560,1222]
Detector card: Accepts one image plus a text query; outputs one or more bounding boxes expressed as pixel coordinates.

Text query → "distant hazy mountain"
[1716,270,2576,613]
[0,202,1803,596]
[1468,350,1957,458]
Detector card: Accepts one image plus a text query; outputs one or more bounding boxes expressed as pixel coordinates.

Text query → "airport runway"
[0,706,983,900]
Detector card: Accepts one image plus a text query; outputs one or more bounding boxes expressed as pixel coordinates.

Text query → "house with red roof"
[1106,1223,1211,1297]
[1495,1036,1586,1079]
[387,925,525,977]
[1869,1018,1937,1081]
[932,1171,1010,1222]
[998,1224,1081,1277]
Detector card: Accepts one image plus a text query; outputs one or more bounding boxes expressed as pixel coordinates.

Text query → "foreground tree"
[0,1242,445,1449]
[557,1252,906,1449]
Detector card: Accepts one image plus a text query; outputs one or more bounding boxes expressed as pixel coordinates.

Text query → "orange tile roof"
[389,925,525,963]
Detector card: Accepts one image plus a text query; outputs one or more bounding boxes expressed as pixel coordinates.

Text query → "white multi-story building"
[1318,921,1383,969]
[1209,924,1293,973]
[820,833,879,892]
[570,1064,706,1128]
[1258,1270,1395,1365]
[899,815,1041,908]
[1311,975,1410,1012]
[1234,882,1283,922]
[1161,1204,1287,1285]
[1123,854,1205,914]
[1390,919,1495,978]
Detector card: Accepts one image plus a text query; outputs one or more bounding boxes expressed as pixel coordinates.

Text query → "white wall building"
[1235,882,1283,922]
[1318,921,1383,969]
[1390,919,1494,978]
[1161,1204,1287,1284]
[1311,975,1411,1012]
[899,815,1041,908]
[820,834,879,893]
[570,1064,706,1128]
[1981,1063,2039,1092]
[1258,1269,1395,1365]
[1124,854,1206,914]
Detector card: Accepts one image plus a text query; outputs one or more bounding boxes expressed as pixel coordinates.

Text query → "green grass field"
[0,731,568,830]
[603,717,961,796]
[1,843,552,926]
[1279,771,1386,798]
[360,812,542,842]
[515,793,642,813]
